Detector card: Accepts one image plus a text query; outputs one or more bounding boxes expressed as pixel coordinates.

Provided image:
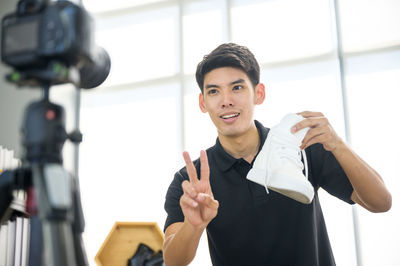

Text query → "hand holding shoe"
[293,111,344,152]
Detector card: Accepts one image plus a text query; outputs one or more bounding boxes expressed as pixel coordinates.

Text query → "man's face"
[199,67,265,138]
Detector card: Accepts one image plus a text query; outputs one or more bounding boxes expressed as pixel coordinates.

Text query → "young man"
[163,43,391,266]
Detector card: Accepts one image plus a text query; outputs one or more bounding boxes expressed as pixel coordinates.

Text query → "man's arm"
[294,111,392,213]
[163,222,204,266]
[163,151,219,265]
[331,142,391,212]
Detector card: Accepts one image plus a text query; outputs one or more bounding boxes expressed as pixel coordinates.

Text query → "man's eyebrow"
[205,84,219,90]
[205,79,245,90]
[231,79,245,85]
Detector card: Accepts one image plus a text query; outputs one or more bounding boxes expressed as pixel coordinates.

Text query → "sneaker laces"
[272,131,304,169]
[264,130,307,193]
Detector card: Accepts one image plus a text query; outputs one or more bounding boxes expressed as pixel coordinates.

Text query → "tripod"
[0,0,110,262]
[0,83,88,266]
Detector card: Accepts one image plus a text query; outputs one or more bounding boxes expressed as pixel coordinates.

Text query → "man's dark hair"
[195,43,260,93]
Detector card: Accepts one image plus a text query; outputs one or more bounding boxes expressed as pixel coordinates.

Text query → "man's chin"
[216,122,255,139]
[217,127,242,138]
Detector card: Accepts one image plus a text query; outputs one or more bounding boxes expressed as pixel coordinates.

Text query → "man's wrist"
[183,219,207,234]
[331,138,349,157]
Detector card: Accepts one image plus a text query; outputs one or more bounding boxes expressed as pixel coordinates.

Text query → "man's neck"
[218,123,260,164]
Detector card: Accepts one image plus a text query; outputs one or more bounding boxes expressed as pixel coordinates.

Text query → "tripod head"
[22,86,82,166]
[23,94,67,165]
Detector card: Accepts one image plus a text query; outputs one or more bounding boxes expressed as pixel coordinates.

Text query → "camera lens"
[79,46,111,89]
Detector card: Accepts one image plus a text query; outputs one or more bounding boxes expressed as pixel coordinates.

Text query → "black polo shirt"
[164,120,354,266]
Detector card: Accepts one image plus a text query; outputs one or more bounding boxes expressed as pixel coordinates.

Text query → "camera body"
[2,1,92,69]
[1,0,110,88]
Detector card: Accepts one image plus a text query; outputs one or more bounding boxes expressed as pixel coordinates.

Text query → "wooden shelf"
[95,222,164,266]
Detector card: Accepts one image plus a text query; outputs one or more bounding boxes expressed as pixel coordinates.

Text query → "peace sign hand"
[180,150,219,229]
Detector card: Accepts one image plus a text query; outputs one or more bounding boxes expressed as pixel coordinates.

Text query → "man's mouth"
[220,113,240,119]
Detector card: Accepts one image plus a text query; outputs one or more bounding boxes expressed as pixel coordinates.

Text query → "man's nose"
[220,91,234,108]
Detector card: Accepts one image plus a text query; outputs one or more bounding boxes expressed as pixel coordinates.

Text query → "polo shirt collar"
[213,120,269,172]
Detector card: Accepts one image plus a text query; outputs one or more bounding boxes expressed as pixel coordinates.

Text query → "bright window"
[83,0,168,13]
[79,83,180,262]
[346,68,400,266]
[339,0,400,52]
[95,7,178,86]
[231,0,334,64]
[183,0,226,74]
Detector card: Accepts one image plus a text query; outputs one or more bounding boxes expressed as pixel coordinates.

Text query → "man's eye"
[233,85,243,91]
[208,89,218,95]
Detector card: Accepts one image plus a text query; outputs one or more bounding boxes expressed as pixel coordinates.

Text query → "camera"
[1,0,110,88]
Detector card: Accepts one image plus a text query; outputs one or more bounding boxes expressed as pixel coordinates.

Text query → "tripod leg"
[72,176,88,266]
[31,164,79,266]
[74,234,89,266]
[28,216,43,266]
[42,220,77,266]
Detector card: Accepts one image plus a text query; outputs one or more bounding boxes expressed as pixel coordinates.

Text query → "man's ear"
[254,83,266,105]
[199,93,208,113]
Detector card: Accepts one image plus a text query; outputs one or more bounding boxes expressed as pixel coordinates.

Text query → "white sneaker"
[247,114,315,204]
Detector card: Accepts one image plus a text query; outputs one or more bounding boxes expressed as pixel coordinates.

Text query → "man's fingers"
[183,151,198,184]
[302,134,325,150]
[301,127,326,148]
[200,150,210,182]
[180,194,198,208]
[292,116,328,133]
[297,111,324,118]
[182,180,197,198]
[180,191,219,210]
[196,193,219,210]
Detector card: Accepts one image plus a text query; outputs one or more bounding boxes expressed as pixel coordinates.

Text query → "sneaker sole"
[268,172,315,204]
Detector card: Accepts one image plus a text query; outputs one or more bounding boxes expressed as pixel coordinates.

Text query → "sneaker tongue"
[273,113,309,145]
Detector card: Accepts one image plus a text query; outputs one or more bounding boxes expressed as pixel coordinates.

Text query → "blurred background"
[0,0,399,265]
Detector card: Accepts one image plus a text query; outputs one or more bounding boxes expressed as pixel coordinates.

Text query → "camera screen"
[4,20,39,55]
